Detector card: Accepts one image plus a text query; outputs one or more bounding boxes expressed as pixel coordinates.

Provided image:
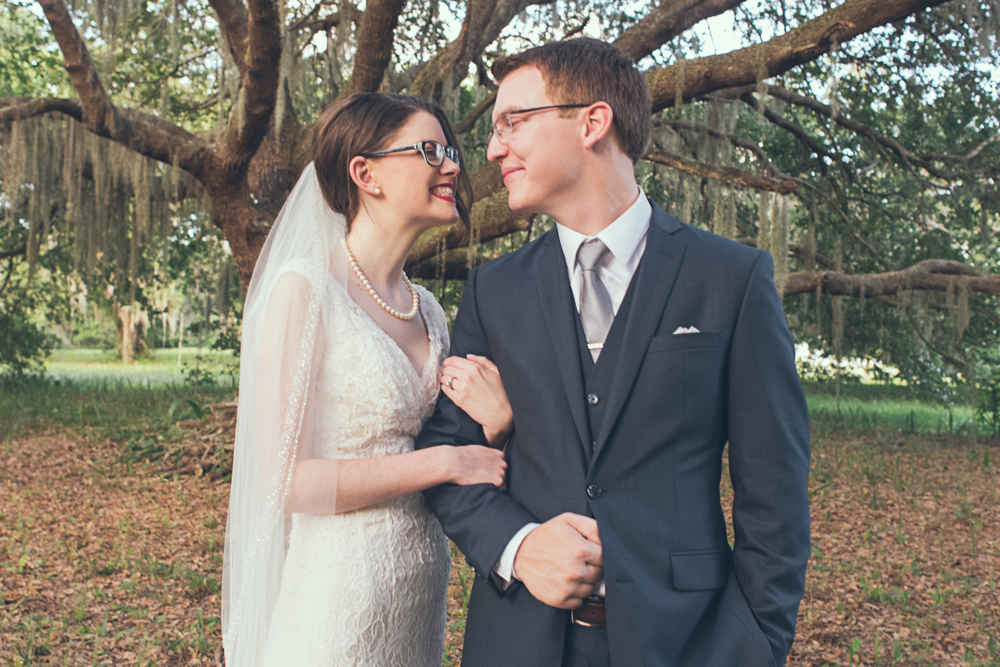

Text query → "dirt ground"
[1,425,997,666]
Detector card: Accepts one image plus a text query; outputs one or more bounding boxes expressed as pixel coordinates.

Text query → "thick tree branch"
[208,0,250,77]
[8,0,209,174]
[213,0,282,176]
[410,0,549,101]
[478,0,552,61]
[454,91,497,135]
[469,161,505,201]
[646,0,949,112]
[343,0,407,96]
[0,98,207,161]
[36,0,115,133]
[0,97,82,123]
[449,0,503,88]
[409,248,489,280]
[613,0,747,62]
[783,260,999,297]
[645,149,800,193]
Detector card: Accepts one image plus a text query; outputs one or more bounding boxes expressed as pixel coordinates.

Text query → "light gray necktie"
[576,239,614,361]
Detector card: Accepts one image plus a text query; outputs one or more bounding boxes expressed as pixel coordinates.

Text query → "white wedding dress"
[261,277,452,667]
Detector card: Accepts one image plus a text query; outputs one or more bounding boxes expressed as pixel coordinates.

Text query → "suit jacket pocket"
[647,331,719,354]
[671,548,731,591]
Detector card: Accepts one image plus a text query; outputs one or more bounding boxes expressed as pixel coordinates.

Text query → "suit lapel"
[534,231,591,455]
[592,206,687,461]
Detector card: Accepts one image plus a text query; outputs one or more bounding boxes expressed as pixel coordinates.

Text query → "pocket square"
[672,326,700,335]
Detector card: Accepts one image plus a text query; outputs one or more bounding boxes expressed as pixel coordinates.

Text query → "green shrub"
[0,310,54,377]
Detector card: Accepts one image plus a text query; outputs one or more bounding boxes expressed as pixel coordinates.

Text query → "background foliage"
[0,0,997,411]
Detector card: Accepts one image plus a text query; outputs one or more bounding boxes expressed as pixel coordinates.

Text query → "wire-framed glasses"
[361,140,459,167]
[488,104,591,144]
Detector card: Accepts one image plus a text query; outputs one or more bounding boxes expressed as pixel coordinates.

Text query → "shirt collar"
[556,187,651,270]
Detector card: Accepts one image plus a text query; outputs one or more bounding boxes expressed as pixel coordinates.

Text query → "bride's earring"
[374,186,381,195]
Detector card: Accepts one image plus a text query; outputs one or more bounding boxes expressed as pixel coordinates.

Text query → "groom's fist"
[512,513,603,609]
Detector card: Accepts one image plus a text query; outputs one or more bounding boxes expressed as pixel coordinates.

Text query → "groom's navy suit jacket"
[416,203,810,667]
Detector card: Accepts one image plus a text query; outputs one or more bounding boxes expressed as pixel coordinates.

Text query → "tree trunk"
[118,304,133,364]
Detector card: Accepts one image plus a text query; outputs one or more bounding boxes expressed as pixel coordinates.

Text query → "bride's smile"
[352,111,463,235]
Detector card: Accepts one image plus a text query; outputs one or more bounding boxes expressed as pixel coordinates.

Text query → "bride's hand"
[447,445,507,488]
[441,354,514,447]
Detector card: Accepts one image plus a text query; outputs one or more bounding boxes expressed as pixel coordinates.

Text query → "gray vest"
[572,265,640,456]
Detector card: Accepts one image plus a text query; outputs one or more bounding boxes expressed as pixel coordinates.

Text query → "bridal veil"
[222,162,347,665]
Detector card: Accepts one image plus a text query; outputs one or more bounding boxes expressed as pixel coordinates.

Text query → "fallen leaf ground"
[783,433,999,666]
[1,420,997,666]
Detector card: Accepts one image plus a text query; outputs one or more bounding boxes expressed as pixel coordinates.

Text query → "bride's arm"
[284,444,505,514]
[440,354,514,448]
[261,275,506,517]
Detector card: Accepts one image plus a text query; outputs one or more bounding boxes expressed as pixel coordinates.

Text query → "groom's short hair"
[491,38,651,163]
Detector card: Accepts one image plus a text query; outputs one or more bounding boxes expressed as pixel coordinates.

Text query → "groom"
[416,38,810,667]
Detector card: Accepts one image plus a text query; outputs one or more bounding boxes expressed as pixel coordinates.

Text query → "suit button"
[586,483,603,499]
[587,393,599,405]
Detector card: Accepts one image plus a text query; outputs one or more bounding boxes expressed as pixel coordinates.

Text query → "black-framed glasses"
[489,104,591,144]
[361,140,459,167]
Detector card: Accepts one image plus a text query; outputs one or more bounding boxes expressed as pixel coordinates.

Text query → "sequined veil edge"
[221,163,347,666]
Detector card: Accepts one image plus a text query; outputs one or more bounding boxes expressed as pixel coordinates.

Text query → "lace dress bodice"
[313,281,443,458]
[262,278,452,667]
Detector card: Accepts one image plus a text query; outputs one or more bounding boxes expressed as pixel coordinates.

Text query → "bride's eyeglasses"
[361,141,459,167]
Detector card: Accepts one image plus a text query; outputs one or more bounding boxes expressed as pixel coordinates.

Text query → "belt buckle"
[570,596,606,628]
[570,610,600,627]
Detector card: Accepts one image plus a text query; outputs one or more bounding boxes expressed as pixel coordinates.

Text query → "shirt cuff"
[493,522,540,588]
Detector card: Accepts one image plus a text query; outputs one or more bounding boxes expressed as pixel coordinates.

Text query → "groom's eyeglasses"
[361,141,459,167]
[488,104,591,144]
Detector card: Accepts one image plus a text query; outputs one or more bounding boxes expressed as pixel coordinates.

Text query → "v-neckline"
[341,283,437,384]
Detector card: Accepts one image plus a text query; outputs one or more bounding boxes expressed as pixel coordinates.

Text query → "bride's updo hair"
[313,93,473,234]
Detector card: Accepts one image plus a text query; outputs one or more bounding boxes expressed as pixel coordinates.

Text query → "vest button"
[586,483,603,499]
[587,393,599,405]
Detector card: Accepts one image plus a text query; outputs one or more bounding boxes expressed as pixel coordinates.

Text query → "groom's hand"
[512,513,603,609]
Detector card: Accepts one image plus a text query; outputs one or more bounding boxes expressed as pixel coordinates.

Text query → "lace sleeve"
[255,271,328,495]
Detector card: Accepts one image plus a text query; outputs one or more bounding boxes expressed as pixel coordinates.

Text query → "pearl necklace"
[341,239,419,321]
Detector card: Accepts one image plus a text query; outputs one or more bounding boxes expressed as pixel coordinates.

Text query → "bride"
[222,93,514,666]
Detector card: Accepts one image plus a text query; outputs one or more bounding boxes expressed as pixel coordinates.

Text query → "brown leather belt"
[570,596,606,627]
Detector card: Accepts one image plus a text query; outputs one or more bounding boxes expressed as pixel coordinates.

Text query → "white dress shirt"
[493,188,652,591]
[556,190,651,315]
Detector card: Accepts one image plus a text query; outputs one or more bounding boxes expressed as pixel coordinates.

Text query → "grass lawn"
[44,348,239,388]
[0,374,996,666]
[806,395,978,436]
[802,381,980,436]
[40,351,981,436]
